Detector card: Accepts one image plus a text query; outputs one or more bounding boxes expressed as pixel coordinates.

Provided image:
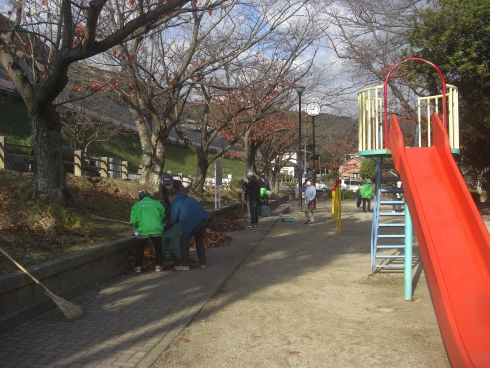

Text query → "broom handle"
[91,215,132,225]
[0,248,46,288]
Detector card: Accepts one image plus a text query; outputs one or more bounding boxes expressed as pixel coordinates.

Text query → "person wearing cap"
[158,173,185,216]
[242,171,261,228]
[360,179,373,213]
[130,190,166,273]
[303,176,316,225]
[164,188,212,271]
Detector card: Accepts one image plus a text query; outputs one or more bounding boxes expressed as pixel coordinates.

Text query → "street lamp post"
[295,86,306,212]
[306,102,321,204]
[312,115,316,186]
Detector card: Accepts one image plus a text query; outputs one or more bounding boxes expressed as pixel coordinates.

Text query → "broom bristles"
[44,289,84,321]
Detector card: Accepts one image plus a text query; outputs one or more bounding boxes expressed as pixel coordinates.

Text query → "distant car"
[315,179,328,192]
[341,179,362,192]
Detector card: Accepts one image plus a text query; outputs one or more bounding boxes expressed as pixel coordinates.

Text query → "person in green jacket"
[130,190,166,273]
[360,180,373,213]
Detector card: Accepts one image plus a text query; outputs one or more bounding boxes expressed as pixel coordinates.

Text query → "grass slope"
[0,96,245,178]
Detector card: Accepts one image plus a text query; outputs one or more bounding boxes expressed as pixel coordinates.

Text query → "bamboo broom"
[0,248,83,321]
[90,214,132,225]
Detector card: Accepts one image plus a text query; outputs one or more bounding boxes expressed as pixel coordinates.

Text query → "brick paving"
[0,205,289,368]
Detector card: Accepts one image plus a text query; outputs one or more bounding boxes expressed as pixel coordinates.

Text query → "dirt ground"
[152,200,458,368]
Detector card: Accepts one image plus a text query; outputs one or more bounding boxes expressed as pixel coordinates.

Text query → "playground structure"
[357,58,490,367]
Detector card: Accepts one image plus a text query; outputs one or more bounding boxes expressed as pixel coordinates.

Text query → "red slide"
[389,114,490,368]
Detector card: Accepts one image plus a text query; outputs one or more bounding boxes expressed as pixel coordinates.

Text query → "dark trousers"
[249,199,259,225]
[135,236,163,267]
[362,198,371,212]
[179,219,209,267]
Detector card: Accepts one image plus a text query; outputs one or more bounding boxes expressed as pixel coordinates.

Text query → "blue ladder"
[371,157,406,273]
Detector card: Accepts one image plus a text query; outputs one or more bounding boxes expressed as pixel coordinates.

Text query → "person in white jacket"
[303,176,317,225]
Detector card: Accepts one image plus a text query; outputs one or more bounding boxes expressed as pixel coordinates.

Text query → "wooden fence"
[0,136,192,186]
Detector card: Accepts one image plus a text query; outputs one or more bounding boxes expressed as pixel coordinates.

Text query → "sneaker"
[247,224,254,228]
[308,222,315,225]
[174,265,190,271]
[134,266,142,273]
[304,220,311,225]
[252,224,259,227]
[200,264,207,269]
[155,265,162,272]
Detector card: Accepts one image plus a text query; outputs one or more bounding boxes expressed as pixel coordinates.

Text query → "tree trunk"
[138,135,167,192]
[242,131,258,175]
[189,153,209,194]
[24,103,75,207]
[270,173,278,192]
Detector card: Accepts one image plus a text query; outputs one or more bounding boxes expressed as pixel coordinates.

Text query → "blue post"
[404,204,413,300]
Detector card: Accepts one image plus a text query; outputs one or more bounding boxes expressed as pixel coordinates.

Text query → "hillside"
[0,96,245,179]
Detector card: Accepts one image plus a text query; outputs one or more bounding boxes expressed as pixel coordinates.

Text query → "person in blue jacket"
[164,188,212,271]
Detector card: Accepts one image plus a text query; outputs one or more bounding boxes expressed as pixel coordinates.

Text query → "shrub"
[229,178,242,189]
[341,190,357,200]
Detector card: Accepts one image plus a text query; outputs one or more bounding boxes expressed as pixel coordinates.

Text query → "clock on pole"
[306,102,321,116]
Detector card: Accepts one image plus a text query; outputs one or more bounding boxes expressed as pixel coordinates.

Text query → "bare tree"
[0,0,218,206]
[58,96,125,151]
[79,0,326,192]
[321,0,424,120]
[256,110,298,191]
[317,114,358,170]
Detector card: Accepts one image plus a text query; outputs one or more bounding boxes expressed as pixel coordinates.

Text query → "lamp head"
[294,86,306,95]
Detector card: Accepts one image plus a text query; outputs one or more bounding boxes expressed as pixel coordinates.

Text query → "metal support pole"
[294,88,305,212]
[312,115,316,203]
[299,94,302,212]
[404,204,413,300]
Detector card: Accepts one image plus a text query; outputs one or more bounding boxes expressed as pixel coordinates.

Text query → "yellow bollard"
[331,179,342,234]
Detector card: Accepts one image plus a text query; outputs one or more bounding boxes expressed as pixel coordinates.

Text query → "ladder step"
[375,255,405,259]
[379,201,404,205]
[378,234,405,238]
[375,264,405,269]
[376,245,405,249]
[379,212,405,216]
[379,223,405,227]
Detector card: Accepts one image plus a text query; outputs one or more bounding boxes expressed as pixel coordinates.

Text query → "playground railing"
[358,84,459,153]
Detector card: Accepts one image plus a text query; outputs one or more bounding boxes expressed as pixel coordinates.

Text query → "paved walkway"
[0,198,455,367]
[0,203,291,368]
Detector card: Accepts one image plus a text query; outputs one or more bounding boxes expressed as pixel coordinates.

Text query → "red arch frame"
[383,58,447,148]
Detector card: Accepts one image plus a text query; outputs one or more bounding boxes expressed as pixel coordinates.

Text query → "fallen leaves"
[208,218,245,232]
[0,170,245,273]
[190,218,244,248]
